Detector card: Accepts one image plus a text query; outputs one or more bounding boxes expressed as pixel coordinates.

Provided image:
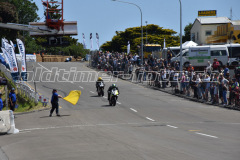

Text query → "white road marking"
[19,131,31,134]
[117,102,121,105]
[90,91,95,94]
[195,132,218,139]
[79,86,84,89]
[146,117,155,122]
[103,96,107,99]
[20,122,158,132]
[167,125,178,129]
[130,108,137,112]
[38,63,51,72]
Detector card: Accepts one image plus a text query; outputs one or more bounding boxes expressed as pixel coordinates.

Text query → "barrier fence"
[0,63,39,105]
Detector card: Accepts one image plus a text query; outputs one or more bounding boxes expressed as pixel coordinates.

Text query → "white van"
[225,44,240,66]
[171,45,229,67]
[162,46,190,59]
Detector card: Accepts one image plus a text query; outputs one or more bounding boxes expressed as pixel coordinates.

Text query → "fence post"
[5,86,8,110]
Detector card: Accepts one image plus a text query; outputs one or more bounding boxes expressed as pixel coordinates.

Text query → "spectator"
[180,72,186,94]
[223,65,229,79]
[229,78,239,105]
[203,75,211,101]
[0,92,3,111]
[167,50,172,64]
[235,66,240,83]
[9,88,17,112]
[212,74,219,104]
[187,64,194,72]
[206,61,212,75]
[212,58,220,72]
[220,74,229,106]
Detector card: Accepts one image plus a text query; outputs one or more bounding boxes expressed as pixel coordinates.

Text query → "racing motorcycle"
[109,88,119,106]
[97,82,105,97]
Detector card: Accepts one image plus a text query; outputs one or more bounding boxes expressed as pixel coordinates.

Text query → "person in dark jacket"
[50,89,62,117]
[9,88,17,112]
[0,92,3,111]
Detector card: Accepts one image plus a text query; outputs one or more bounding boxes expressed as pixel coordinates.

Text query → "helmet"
[112,84,116,87]
[98,77,102,81]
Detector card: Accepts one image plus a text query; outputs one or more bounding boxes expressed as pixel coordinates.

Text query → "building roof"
[196,17,231,24]
[232,20,240,30]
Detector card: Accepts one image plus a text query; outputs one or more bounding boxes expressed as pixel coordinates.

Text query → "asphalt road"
[0,62,239,160]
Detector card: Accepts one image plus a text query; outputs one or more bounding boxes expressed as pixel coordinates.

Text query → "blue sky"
[33,0,240,50]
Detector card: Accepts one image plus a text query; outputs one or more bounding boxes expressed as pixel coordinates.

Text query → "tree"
[101,24,180,53]
[182,23,193,43]
[0,1,18,40]
[0,0,39,40]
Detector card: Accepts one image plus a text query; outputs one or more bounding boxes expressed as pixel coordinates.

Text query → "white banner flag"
[1,47,13,70]
[164,37,166,48]
[90,33,93,50]
[16,39,26,73]
[127,41,130,54]
[2,39,13,68]
[5,42,18,73]
[82,33,86,49]
[10,40,15,51]
[96,33,99,50]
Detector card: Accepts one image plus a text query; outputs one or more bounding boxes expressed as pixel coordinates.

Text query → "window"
[191,33,195,42]
[228,46,240,58]
[205,30,212,36]
[182,51,189,57]
[211,50,227,56]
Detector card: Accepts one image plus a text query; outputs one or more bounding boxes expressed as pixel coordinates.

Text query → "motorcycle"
[109,88,119,106]
[97,82,104,97]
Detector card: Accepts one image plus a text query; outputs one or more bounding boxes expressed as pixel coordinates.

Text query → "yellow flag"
[63,90,81,105]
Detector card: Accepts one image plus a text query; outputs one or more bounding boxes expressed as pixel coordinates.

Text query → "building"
[191,17,232,45]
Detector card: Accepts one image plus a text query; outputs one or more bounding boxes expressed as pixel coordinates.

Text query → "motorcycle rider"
[108,84,120,100]
[96,77,105,92]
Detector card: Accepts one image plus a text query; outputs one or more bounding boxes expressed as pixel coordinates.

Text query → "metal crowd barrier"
[0,63,39,104]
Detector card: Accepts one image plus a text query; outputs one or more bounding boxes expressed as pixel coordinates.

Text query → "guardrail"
[15,81,39,104]
[0,63,39,104]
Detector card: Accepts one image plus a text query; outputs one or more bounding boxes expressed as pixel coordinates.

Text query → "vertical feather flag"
[127,41,130,54]
[82,33,86,49]
[17,39,27,80]
[96,33,99,50]
[90,33,93,50]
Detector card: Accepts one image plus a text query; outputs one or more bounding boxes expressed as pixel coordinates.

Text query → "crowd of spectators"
[91,51,240,109]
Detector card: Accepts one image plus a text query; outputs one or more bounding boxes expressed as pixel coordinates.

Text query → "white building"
[191,17,231,45]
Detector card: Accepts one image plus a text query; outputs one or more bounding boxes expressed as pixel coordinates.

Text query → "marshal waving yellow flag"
[63,90,81,105]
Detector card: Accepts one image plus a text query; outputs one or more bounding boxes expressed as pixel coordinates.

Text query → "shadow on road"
[91,95,100,97]
[101,105,113,107]
[39,115,71,118]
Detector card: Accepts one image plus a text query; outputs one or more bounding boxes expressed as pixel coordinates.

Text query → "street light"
[112,0,143,66]
[179,0,183,74]
[145,21,148,44]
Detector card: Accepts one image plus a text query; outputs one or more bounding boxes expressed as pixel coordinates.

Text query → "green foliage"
[182,23,193,43]
[101,24,180,53]
[0,0,39,40]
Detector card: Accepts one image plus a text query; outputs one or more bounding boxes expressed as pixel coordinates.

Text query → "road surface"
[0,62,239,160]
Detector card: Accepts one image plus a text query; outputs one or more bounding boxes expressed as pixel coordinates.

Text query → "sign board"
[198,10,217,17]
[29,21,78,36]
